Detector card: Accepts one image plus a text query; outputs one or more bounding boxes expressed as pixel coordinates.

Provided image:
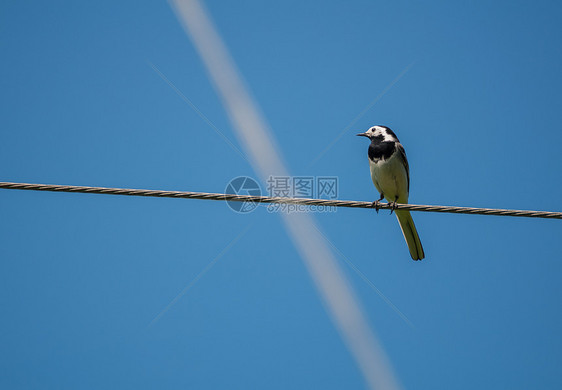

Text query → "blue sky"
[1,1,562,389]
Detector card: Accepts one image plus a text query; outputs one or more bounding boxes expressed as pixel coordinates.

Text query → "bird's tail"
[395,210,425,260]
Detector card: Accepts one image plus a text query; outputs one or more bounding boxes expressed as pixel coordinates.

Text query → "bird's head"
[356,125,399,143]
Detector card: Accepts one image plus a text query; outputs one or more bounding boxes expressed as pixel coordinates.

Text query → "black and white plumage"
[357,125,425,260]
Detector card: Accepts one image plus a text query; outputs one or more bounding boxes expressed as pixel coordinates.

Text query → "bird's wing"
[396,143,410,192]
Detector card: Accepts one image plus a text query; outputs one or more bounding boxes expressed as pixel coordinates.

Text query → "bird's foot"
[389,201,397,214]
[371,194,385,213]
[371,200,381,213]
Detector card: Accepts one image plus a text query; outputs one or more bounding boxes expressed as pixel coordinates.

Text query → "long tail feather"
[395,210,425,260]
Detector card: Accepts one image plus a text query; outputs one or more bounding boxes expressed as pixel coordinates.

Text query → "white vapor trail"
[169,1,402,389]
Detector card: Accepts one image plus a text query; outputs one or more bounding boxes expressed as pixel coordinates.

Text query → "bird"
[357,125,425,260]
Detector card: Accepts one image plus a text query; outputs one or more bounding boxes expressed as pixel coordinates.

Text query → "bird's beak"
[356,132,369,138]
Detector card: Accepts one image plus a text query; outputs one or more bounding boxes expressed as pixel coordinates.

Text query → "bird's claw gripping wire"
[389,201,398,215]
[371,194,385,213]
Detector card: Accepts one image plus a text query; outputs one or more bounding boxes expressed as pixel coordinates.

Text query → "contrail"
[147,61,248,162]
[169,1,403,389]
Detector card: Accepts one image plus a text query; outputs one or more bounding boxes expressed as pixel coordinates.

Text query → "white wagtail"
[357,125,425,260]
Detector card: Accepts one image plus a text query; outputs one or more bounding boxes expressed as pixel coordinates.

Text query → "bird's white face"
[364,126,384,138]
[357,125,399,143]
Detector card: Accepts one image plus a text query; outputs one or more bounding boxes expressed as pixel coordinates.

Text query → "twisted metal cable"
[0,181,560,219]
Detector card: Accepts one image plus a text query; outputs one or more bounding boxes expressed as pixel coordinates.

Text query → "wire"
[0,181,560,219]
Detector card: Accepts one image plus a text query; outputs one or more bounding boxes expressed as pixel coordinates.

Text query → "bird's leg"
[389,196,398,215]
[371,193,385,213]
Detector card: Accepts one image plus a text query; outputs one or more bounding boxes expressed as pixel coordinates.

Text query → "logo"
[225,176,261,213]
